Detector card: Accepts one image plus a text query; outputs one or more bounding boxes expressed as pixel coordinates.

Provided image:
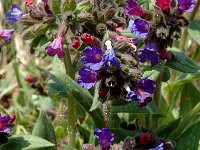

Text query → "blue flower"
[81,46,103,71]
[0,114,11,134]
[0,29,14,43]
[126,91,138,102]
[137,79,156,94]
[149,143,164,150]
[77,68,97,89]
[128,18,150,39]
[138,43,159,65]
[94,128,114,148]
[6,4,23,25]
[177,0,195,13]
[135,89,152,107]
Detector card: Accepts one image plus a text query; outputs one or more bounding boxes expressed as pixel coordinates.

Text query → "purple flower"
[42,0,49,4]
[103,48,121,69]
[81,46,103,70]
[149,143,164,150]
[6,4,23,25]
[0,114,11,134]
[0,29,14,43]
[45,36,64,58]
[124,0,143,16]
[135,89,152,107]
[126,91,138,102]
[177,0,195,12]
[94,128,114,148]
[138,43,159,65]
[77,68,97,89]
[128,18,150,39]
[129,38,139,46]
[137,79,156,94]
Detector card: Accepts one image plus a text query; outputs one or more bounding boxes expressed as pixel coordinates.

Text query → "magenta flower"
[155,0,171,11]
[45,36,64,58]
[0,29,14,43]
[77,68,97,89]
[94,128,114,148]
[0,114,11,134]
[81,46,103,71]
[6,4,23,25]
[42,0,49,4]
[177,0,195,13]
[128,18,150,39]
[124,0,143,16]
[138,43,159,65]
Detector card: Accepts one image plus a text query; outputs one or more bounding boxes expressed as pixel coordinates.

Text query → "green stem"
[152,71,163,129]
[63,45,76,147]
[179,0,200,50]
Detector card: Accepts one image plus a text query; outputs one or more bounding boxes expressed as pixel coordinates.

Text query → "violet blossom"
[6,4,23,25]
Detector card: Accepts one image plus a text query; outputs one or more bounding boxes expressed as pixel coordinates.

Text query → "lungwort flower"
[6,4,23,25]
[124,0,143,16]
[0,114,13,134]
[103,40,121,69]
[81,46,103,70]
[128,18,150,39]
[177,0,195,13]
[138,43,159,65]
[0,29,14,43]
[155,0,171,11]
[77,68,97,89]
[149,143,164,150]
[94,128,114,148]
[45,36,64,58]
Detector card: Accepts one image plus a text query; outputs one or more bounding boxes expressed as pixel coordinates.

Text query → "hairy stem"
[103,101,111,128]
[63,45,76,147]
[152,71,163,129]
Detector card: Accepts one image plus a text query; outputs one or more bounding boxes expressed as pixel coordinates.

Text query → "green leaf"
[111,128,139,143]
[143,61,166,80]
[50,0,61,14]
[48,58,104,127]
[180,83,200,116]
[89,81,102,112]
[188,20,200,45]
[174,119,200,150]
[62,145,78,150]
[169,103,200,140]
[62,0,76,12]
[167,48,199,73]
[111,101,163,116]
[155,118,182,138]
[32,111,57,150]
[0,135,55,150]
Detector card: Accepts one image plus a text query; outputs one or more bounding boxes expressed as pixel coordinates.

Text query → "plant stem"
[103,101,111,128]
[63,44,76,147]
[179,0,200,50]
[152,71,163,129]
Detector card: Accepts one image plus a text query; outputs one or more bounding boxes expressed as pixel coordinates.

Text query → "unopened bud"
[96,23,107,36]
[104,5,116,20]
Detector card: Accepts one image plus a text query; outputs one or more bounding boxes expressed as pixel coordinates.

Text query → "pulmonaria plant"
[0,29,14,43]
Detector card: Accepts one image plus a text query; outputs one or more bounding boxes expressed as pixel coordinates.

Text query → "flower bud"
[76,12,94,23]
[71,37,80,49]
[140,132,153,145]
[158,49,167,60]
[9,114,16,123]
[156,24,169,39]
[106,20,118,31]
[25,75,37,83]
[104,5,116,20]
[96,23,107,36]
[81,33,93,45]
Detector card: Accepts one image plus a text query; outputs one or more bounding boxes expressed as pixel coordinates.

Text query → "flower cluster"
[0,114,16,144]
[77,39,156,107]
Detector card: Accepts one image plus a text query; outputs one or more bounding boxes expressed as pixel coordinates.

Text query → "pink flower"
[0,29,14,43]
[155,0,171,10]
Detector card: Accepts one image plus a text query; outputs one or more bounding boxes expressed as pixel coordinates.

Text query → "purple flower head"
[0,114,11,134]
[137,79,156,94]
[81,46,103,71]
[149,143,164,150]
[45,36,64,58]
[103,41,121,69]
[94,128,114,148]
[177,0,195,13]
[138,43,159,65]
[124,0,143,16]
[6,4,23,25]
[0,29,14,43]
[77,68,97,89]
[126,91,138,102]
[129,38,139,46]
[42,0,49,4]
[128,18,150,39]
[135,89,152,107]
